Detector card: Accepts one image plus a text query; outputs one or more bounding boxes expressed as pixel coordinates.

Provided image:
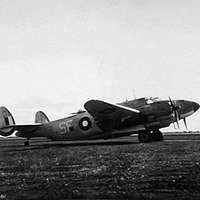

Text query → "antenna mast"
[133,89,136,99]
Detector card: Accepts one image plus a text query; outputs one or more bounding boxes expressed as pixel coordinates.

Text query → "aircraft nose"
[192,101,200,112]
[177,100,199,118]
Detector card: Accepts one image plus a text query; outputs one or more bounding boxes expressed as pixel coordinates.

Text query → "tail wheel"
[79,117,92,131]
[138,131,151,143]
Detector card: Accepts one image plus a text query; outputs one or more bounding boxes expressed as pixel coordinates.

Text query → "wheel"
[24,140,30,146]
[138,131,151,143]
[151,130,163,141]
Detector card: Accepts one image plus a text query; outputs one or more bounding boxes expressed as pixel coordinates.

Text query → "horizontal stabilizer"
[0,107,43,137]
[1,124,42,133]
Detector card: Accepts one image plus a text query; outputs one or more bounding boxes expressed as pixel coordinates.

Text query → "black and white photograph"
[0,0,200,199]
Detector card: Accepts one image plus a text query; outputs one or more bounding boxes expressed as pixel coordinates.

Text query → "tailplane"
[35,111,50,124]
[0,107,15,136]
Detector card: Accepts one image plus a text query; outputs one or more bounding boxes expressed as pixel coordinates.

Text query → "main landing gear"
[24,138,30,146]
[138,130,163,143]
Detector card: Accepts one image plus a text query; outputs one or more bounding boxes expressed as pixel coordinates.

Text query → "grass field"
[1,134,200,199]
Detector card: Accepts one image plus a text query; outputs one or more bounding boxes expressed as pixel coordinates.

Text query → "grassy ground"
[0,135,200,199]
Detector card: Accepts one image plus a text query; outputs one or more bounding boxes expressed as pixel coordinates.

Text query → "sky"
[0,0,200,131]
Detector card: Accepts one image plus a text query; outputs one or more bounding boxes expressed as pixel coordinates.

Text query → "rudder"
[35,111,50,124]
[0,107,15,136]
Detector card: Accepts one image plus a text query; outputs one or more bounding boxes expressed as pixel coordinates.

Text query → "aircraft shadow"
[2,140,138,152]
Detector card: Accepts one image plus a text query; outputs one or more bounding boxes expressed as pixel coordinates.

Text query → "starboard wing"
[84,100,140,131]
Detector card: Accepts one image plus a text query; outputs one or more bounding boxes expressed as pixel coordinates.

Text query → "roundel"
[79,117,92,131]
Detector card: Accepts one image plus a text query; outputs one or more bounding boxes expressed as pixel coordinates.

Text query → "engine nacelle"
[140,105,154,116]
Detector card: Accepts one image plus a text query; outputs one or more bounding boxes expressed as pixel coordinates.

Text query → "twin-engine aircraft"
[0,97,199,146]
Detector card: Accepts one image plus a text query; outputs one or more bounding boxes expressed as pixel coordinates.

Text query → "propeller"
[183,118,188,130]
[173,122,177,129]
[169,97,180,129]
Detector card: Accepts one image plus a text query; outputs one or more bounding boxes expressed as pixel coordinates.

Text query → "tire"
[138,132,151,143]
[79,117,92,131]
[24,140,30,146]
[151,130,163,141]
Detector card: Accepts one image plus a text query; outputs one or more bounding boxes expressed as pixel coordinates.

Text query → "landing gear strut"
[138,130,163,143]
[24,138,30,146]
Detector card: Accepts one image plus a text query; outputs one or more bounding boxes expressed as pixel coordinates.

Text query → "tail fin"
[0,107,15,136]
[35,111,50,124]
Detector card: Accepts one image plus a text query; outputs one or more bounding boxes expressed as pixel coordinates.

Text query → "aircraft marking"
[79,117,92,130]
[59,120,73,134]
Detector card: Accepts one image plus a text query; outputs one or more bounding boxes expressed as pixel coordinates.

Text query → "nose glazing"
[192,102,200,112]
[177,100,199,115]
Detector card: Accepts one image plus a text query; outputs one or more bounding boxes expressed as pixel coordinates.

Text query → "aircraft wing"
[112,125,145,135]
[84,100,140,131]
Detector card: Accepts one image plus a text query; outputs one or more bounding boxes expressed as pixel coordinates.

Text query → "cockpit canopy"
[145,97,161,104]
[120,97,162,108]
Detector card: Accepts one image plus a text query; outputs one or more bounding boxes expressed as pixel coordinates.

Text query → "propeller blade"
[168,96,173,106]
[176,121,180,129]
[177,112,180,129]
[183,118,188,130]
[176,110,180,121]
[169,97,181,129]
[173,123,177,129]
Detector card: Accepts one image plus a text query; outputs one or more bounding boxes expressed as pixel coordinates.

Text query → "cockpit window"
[146,97,161,104]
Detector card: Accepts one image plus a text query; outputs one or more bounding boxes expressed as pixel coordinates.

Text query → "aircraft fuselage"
[16,98,200,142]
